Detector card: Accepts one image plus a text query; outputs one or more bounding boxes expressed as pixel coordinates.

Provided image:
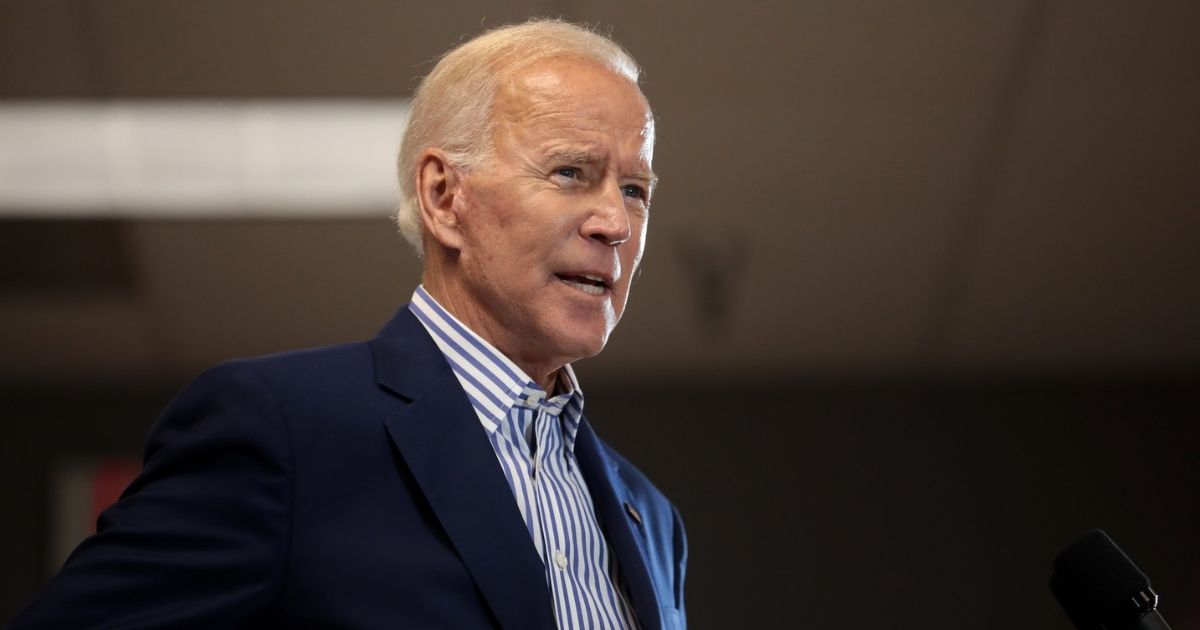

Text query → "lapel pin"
[624,502,642,526]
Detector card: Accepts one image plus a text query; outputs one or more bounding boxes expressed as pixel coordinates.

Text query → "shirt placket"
[531,403,580,628]
[505,407,544,557]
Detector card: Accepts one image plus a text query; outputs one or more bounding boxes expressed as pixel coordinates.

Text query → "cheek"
[628,218,648,271]
[464,196,524,263]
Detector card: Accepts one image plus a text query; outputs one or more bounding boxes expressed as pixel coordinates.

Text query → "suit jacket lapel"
[574,419,664,630]
[371,308,556,630]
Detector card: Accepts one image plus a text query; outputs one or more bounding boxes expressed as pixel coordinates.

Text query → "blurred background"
[1,0,1197,628]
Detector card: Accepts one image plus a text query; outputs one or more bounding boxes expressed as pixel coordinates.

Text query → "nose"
[581,180,632,246]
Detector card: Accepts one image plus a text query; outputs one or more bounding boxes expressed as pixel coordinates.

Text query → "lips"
[555,272,612,296]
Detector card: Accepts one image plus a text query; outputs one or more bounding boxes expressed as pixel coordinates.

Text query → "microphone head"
[1049,529,1159,630]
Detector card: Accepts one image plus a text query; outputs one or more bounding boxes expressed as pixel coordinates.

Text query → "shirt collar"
[408,285,585,452]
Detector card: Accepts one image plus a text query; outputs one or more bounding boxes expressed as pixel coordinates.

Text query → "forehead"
[493,58,655,160]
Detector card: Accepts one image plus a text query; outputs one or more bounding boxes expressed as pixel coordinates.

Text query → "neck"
[421,271,562,393]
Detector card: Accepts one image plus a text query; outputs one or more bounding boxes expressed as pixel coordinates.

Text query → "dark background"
[2,1,1198,628]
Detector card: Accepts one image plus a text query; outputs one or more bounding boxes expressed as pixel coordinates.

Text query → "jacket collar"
[370,307,556,630]
[369,305,664,630]
[574,419,666,630]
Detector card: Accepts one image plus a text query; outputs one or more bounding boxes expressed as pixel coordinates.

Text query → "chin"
[561,333,608,362]
[550,323,611,363]
[539,304,620,364]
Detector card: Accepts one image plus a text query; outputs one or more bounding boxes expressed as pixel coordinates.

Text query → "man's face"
[451,57,655,375]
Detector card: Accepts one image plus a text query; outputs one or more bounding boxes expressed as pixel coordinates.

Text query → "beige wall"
[1,0,1197,386]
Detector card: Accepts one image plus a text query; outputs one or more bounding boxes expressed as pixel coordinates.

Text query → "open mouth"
[555,273,609,296]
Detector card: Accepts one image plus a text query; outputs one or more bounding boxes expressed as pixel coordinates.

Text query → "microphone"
[1049,529,1172,630]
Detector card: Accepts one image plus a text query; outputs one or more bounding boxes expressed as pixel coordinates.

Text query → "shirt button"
[554,550,568,569]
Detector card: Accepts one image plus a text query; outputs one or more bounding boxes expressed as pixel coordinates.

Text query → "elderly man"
[9,19,686,630]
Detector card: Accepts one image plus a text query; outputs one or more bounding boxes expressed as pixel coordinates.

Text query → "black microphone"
[1049,529,1172,630]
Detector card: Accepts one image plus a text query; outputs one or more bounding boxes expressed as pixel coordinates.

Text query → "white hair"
[394,19,643,256]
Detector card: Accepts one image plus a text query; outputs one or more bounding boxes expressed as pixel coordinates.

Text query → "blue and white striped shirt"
[409,286,638,630]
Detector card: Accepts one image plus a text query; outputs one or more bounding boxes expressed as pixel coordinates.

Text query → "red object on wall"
[88,460,141,531]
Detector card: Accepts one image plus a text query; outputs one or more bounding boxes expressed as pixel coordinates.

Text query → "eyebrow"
[630,170,659,189]
[543,147,659,187]
[544,147,600,166]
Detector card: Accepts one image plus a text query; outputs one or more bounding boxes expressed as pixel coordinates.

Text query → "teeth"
[561,278,605,296]
[581,274,605,284]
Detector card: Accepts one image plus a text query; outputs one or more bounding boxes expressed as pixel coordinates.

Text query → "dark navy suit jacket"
[10,306,687,629]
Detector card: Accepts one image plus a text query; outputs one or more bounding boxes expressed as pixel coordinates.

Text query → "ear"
[416,148,466,251]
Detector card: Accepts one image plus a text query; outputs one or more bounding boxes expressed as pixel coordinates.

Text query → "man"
[9,19,687,630]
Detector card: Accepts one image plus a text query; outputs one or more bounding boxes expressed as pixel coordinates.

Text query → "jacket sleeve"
[8,362,292,629]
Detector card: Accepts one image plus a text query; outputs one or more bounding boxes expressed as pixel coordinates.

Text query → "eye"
[622,184,648,201]
[554,167,581,179]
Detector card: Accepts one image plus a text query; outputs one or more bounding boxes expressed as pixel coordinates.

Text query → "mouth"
[555,273,611,297]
